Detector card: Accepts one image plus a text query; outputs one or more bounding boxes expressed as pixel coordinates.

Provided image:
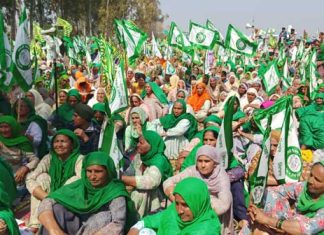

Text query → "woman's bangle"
[276,219,284,229]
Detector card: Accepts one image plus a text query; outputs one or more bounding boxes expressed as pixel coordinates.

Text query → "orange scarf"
[187,83,211,112]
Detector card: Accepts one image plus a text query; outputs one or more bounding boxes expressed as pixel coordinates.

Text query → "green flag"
[99,60,128,169]
[216,95,236,169]
[309,51,318,100]
[206,19,223,43]
[56,17,73,38]
[188,21,218,49]
[114,19,147,64]
[273,99,302,184]
[11,6,33,92]
[99,99,123,169]
[151,32,162,58]
[253,96,292,133]
[250,118,271,206]
[109,59,128,114]
[282,59,292,91]
[225,24,257,57]
[168,22,192,52]
[0,9,13,90]
[260,61,280,95]
[165,60,176,75]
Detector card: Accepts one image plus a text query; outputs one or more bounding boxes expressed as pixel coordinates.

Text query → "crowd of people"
[0,27,324,235]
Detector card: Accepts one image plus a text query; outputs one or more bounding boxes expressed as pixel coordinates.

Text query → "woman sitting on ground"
[121,130,173,218]
[164,145,233,234]
[13,98,49,158]
[124,107,155,153]
[26,129,84,230]
[38,151,137,235]
[0,115,38,189]
[152,99,197,163]
[247,161,324,235]
[128,177,221,235]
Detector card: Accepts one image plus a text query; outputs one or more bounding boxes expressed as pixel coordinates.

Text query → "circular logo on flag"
[16,44,31,71]
[252,186,264,204]
[175,35,182,44]
[196,32,206,43]
[236,39,246,50]
[287,147,302,173]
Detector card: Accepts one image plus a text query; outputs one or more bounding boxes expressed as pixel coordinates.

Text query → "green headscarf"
[297,162,324,235]
[224,96,245,121]
[142,82,168,105]
[140,131,173,182]
[49,151,126,213]
[181,126,219,171]
[56,89,81,128]
[0,115,33,152]
[160,99,197,140]
[13,98,48,157]
[203,115,222,127]
[48,152,138,231]
[143,177,220,235]
[92,103,106,114]
[0,158,20,235]
[49,129,81,192]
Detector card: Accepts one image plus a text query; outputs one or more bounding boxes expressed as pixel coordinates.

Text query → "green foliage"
[2,0,164,37]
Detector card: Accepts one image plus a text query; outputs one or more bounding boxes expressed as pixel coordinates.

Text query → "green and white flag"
[277,46,286,66]
[0,10,13,90]
[216,95,236,169]
[188,21,217,49]
[273,99,302,184]
[224,24,257,57]
[168,22,192,52]
[191,49,203,65]
[250,120,271,206]
[297,40,304,60]
[309,50,318,100]
[151,32,162,58]
[109,60,128,114]
[206,19,223,43]
[11,6,33,92]
[99,101,123,170]
[282,59,292,91]
[260,61,280,95]
[253,96,291,133]
[165,60,176,75]
[114,19,147,64]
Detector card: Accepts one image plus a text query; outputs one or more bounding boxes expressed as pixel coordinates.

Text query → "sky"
[160,0,324,37]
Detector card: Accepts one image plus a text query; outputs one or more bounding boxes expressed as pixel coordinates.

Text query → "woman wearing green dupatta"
[296,93,324,149]
[128,177,220,235]
[121,131,173,218]
[142,82,169,120]
[51,89,81,130]
[0,158,20,235]
[39,151,137,235]
[13,97,49,158]
[26,129,84,229]
[247,161,324,235]
[124,107,155,153]
[151,99,197,164]
[0,115,38,183]
[180,126,219,171]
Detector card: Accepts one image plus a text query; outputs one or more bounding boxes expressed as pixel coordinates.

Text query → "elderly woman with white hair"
[163,145,233,234]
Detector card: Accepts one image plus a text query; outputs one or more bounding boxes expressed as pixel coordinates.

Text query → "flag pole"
[53,58,59,117]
